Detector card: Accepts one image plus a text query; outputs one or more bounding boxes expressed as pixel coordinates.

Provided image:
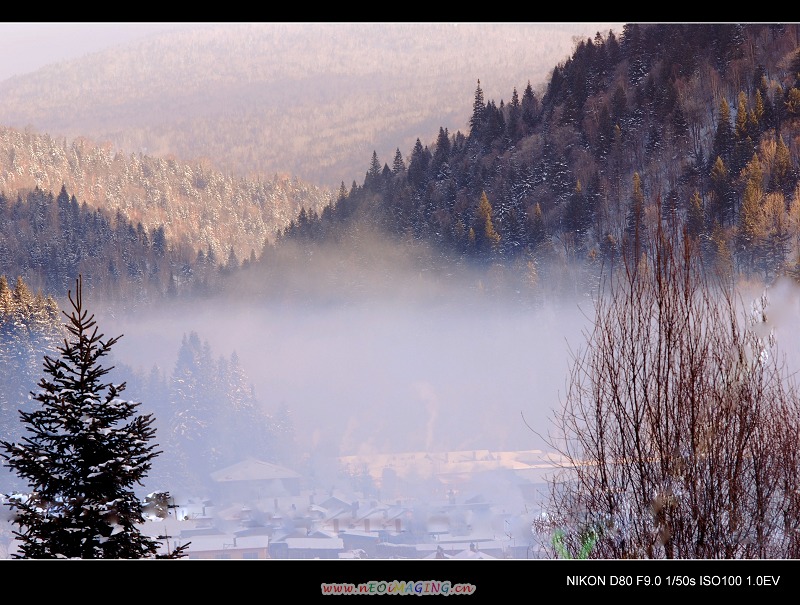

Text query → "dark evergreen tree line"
[0,185,224,305]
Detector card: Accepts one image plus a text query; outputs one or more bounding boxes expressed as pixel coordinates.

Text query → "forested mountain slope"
[0,126,330,263]
[271,24,800,298]
[0,23,620,189]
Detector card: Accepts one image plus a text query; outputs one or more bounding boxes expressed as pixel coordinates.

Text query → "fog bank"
[101,280,590,459]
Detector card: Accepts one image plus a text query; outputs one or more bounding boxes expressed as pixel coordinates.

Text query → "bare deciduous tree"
[539,214,800,559]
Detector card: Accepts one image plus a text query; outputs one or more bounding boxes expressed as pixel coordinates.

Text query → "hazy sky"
[0,23,203,82]
[0,22,624,83]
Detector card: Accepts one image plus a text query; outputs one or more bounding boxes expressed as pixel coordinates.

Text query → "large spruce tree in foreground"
[0,276,186,558]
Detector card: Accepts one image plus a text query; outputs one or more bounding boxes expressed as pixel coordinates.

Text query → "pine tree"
[528,203,544,246]
[750,88,765,136]
[624,172,647,263]
[670,103,690,151]
[391,148,405,175]
[507,86,521,142]
[432,127,451,173]
[521,80,538,130]
[407,138,430,190]
[364,150,382,190]
[167,331,217,490]
[224,246,239,273]
[762,191,790,279]
[769,135,793,197]
[469,79,486,137]
[712,98,735,167]
[787,87,800,121]
[735,91,749,140]
[623,23,647,84]
[709,156,734,227]
[337,181,348,204]
[0,276,186,559]
[737,154,766,274]
[564,180,592,242]
[686,189,706,242]
[732,91,755,176]
[474,191,500,255]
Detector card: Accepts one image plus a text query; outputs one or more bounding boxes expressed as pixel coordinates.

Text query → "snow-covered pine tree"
[0,276,187,558]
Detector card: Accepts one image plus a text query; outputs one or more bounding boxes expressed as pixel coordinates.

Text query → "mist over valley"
[100,252,590,460]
